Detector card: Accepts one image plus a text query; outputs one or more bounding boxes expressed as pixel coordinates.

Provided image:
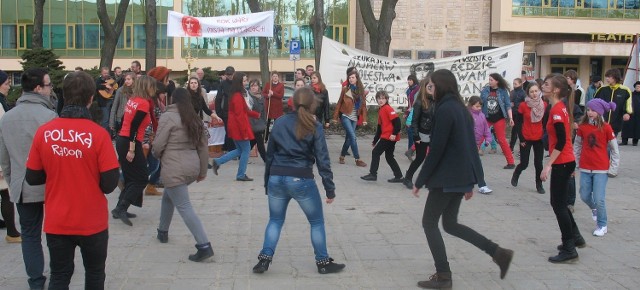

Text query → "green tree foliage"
[19,48,66,89]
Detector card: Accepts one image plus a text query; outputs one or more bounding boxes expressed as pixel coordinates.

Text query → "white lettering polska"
[43,129,93,148]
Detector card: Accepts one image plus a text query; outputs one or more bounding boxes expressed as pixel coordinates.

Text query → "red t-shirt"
[26,118,119,235]
[576,122,615,170]
[119,96,151,142]
[518,102,545,141]
[378,104,400,141]
[546,102,575,164]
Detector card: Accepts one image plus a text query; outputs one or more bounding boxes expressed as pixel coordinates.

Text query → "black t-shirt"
[486,88,505,123]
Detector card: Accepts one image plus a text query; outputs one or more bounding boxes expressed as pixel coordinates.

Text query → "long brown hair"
[293,87,317,140]
[311,71,326,91]
[171,88,204,147]
[417,77,433,110]
[346,70,364,98]
[121,72,135,98]
[545,73,573,124]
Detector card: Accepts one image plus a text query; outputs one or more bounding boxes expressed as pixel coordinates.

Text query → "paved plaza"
[1,134,639,289]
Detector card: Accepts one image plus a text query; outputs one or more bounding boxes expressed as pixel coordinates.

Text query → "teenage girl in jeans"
[333,70,367,167]
[540,74,585,263]
[253,87,345,274]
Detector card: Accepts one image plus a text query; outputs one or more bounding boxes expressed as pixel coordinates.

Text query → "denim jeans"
[214,139,251,178]
[406,127,414,150]
[422,188,498,273]
[260,175,329,261]
[158,184,210,245]
[16,202,46,289]
[46,229,108,290]
[579,172,608,228]
[100,99,113,136]
[340,115,360,159]
[147,152,161,185]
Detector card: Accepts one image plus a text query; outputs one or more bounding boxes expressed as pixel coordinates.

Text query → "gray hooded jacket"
[0,91,57,203]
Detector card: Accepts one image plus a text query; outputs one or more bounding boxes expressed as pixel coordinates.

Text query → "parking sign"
[289,40,301,55]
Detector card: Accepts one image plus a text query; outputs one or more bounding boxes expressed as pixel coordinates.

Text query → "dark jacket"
[414,94,484,189]
[510,87,526,120]
[314,88,330,125]
[595,84,633,132]
[265,112,335,198]
[214,79,233,120]
[411,96,435,139]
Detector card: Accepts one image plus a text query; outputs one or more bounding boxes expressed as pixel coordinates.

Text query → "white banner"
[167,11,274,38]
[319,37,524,106]
[623,35,639,89]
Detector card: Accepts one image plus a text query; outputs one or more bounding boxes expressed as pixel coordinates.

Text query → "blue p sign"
[289,40,301,55]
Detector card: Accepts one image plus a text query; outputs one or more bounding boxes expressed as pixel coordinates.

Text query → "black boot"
[111,211,137,219]
[511,170,520,187]
[112,200,132,226]
[402,177,413,189]
[536,181,545,194]
[360,173,377,181]
[316,257,345,274]
[417,272,452,289]
[252,254,272,273]
[550,239,578,263]
[492,247,514,279]
[157,229,168,243]
[188,242,214,262]
[557,234,586,250]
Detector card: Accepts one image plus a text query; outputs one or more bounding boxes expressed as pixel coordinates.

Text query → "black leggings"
[0,189,20,237]
[115,136,147,208]
[405,141,430,181]
[369,139,402,178]
[550,161,581,248]
[422,188,498,273]
[250,132,266,162]
[515,139,544,184]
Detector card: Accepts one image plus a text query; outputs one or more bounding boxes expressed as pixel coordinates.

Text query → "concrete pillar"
[579,56,590,85]
[540,55,551,78]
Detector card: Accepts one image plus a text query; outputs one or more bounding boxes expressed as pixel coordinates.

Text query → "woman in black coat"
[412,69,513,289]
[621,81,640,146]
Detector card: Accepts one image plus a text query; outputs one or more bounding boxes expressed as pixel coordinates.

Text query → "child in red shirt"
[574,99,620,237]
[361,91,403,182]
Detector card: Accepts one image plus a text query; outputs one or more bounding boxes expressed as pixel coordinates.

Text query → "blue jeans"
[406,126,414,150]
[147,152,161,184]
[340,115,360,159]
[214,139,250,178]
[100,100,113,136]
[260,175,329,261]
[16,202,46,289]
[579,171,608,228]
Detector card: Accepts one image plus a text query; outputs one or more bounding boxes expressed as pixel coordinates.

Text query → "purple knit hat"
[586,98,616,116]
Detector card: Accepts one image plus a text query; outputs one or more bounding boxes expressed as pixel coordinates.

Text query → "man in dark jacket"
[214,66,236,151]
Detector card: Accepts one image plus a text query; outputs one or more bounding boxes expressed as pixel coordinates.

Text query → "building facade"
[1,0,638,86]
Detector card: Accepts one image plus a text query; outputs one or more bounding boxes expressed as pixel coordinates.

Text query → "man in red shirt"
[26,71,120,290]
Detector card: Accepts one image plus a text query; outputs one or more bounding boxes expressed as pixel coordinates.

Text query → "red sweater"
[227,92,260,141]
[262,82,284,119]
[518,102,545,141]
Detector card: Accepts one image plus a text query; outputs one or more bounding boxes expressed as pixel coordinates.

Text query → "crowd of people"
[0,59,638,289]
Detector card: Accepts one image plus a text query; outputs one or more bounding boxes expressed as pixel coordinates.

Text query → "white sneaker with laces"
[479,186,493,194]
[593,226,607,237]
[591,209,597,221]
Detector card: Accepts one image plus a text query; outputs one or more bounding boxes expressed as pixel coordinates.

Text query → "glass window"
[551,57,579,64]
[133,24,145,48]
[1,25,17,49]
[50,25,66,49]
[18,1,34,23]
[75,24,83,48]
[83,0,99,23]
[559,0,574,7]
[130,0,145,22]
[84,24,100,49]
[48,0,66,23]
[67,0,83,23]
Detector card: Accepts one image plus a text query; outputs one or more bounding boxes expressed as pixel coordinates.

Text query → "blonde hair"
[132,75,156,99]
[293,87,317,140]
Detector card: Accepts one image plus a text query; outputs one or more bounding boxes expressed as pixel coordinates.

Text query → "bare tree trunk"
[357,0,398,57]
[33,0,45,49]
[145,0,158,70]
[247,0,270,85]
[97,0,131,69]
[312,0,326,70]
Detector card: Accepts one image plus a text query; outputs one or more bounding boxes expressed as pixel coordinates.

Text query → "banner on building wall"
[622,35,639,89]
[522,52,536,81]
[319,37,525,106]
[167,10,274,38]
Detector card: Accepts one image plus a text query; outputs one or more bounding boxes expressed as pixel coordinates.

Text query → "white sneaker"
[591,209,597,221]
[593,226,608,237]
[479,186,493,194]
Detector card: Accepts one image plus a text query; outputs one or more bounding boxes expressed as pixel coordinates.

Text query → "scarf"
[312,83,322,93]
[60,105,92,119]
[525,96,544,123]
[349,84,361,110]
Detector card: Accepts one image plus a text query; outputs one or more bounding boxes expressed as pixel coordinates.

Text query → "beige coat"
[152,105,208,188]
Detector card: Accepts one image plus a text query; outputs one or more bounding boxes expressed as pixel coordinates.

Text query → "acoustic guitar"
[98,78,119,100]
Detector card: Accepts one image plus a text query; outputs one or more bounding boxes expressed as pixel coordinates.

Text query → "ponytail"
[293,87,317,140]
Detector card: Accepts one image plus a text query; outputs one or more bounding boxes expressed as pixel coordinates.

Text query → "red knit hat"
[147,66,171,82]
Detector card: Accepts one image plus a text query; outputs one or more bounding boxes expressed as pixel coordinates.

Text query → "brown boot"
[355,159,367,167]
[144,184,162,196]
[493,247,514,279]
[339,156,345,164]
[417,272,452,289]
